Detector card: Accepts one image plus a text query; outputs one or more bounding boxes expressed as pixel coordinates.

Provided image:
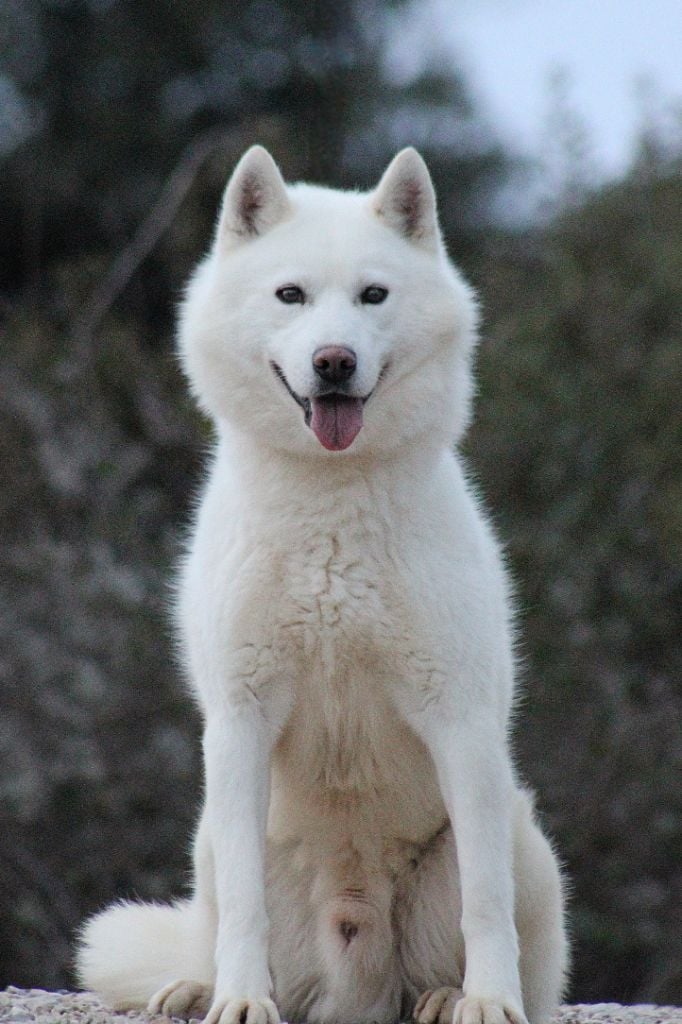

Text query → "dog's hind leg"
[396,825,465,1023]
[397,793,567,1024]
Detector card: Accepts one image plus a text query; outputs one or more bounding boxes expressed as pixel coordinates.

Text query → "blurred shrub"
[467,150,682,1003]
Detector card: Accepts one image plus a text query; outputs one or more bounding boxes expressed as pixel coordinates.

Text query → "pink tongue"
[310,396,364,451]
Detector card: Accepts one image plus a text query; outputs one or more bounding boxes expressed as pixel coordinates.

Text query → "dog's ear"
[218,146,291,247]
[371,148,439,251]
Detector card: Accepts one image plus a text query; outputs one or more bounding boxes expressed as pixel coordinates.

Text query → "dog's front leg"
[202,702,279,1024]
[415,708,527,1024]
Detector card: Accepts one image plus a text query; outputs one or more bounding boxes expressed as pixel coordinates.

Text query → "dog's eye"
[276,285,305,305]
[360,285,388,305]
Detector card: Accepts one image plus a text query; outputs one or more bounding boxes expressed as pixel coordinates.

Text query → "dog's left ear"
[371,148,440,251]
[217,145,291,247]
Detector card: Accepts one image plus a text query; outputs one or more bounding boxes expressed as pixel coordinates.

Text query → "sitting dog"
[77,146,568,1024]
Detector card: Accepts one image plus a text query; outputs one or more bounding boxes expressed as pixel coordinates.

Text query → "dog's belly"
[266,626,446,851]
[270,675,445,840]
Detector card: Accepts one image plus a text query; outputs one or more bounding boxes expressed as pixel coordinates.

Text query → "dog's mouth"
[270,362,384,452]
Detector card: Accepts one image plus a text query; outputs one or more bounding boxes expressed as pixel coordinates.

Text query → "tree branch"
[73,128,239,351]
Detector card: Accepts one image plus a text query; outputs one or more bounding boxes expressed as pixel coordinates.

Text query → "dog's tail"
[75,897,215,1009]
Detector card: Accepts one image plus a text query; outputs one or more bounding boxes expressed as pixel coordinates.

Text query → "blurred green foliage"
[467,159,682,1003]
[1,0,680,1008]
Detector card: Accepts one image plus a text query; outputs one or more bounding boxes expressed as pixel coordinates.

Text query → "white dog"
[77,146,568,1024]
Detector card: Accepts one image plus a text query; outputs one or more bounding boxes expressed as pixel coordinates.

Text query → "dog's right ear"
[217,146,291,247]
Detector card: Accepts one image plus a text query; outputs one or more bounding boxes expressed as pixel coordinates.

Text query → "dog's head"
[179,146,478,457]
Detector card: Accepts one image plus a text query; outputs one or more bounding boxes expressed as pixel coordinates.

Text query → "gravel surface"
[1,990,681,1024]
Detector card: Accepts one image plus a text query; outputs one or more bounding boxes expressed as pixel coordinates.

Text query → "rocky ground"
[1,991,681,1024]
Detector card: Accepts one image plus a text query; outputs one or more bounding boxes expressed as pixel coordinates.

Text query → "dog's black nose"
[312,346,357,384]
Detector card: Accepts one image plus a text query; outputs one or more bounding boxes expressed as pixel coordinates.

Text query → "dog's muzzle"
[270,361,377,451]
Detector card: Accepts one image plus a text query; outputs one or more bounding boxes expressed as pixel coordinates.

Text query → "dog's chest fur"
[265,508,446,844]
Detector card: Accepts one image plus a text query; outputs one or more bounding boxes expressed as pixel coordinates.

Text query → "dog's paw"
[414,986,464,1024]
[453,996,528,1024]
[148,979,213,1019]
[204,996,280,1024]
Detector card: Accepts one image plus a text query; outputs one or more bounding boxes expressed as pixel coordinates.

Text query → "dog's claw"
[414,986,464,1024]
[148,979,212,1019]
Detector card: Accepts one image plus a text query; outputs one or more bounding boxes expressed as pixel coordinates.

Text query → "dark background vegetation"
[1,0,680,1007]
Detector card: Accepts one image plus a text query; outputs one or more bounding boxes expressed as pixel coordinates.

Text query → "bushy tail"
[75,897,215,1009]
